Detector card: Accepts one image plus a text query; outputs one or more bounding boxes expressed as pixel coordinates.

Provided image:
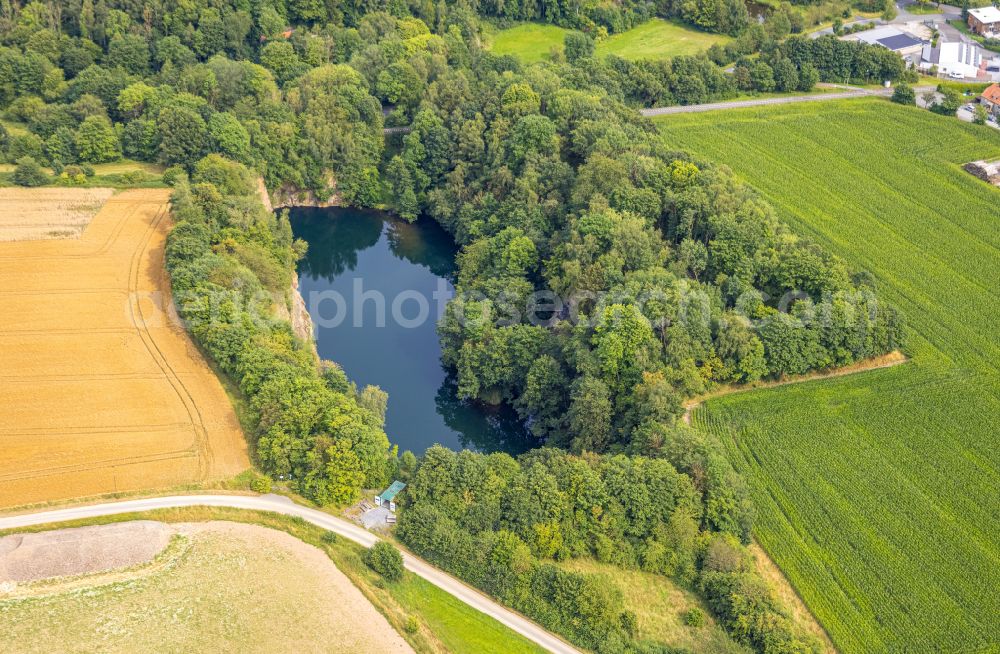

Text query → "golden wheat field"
[0,188,249,509]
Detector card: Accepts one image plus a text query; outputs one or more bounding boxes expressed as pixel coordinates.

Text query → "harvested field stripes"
[0,189,248,509]
[657,99,1000,653]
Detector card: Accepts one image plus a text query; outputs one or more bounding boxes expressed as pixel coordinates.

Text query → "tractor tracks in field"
[125,200,213,481]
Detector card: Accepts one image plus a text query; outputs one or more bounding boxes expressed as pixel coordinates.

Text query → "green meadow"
[488,18,730,63]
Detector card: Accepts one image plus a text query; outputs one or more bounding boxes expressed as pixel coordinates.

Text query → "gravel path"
[642,88,888,116]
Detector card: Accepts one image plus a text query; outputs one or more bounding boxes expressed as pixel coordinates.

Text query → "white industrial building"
[920,42,986,80]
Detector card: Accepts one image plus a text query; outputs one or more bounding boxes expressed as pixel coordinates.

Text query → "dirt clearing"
[0,521,172,584]
[0,521,414,654]
[0,188,115,242]
[0,188,248,509]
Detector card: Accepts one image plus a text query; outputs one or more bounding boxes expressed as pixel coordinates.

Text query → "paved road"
[641,88,887,116]
[0,494,582,654]
[808,2,968,42]
[809,15,880,39]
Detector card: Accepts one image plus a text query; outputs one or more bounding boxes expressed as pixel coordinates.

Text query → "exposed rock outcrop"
[258,172,341,210]
[256,176,317,355]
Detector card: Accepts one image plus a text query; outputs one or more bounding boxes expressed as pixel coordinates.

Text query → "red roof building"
[980,83,1000,117]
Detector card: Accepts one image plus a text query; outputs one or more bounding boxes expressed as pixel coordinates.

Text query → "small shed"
[375,480,406,512]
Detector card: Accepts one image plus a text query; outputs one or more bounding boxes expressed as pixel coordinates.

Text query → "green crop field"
[488,19,729,63]
[656,99,1000,654]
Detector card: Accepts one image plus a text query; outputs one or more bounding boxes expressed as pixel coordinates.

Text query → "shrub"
[6,132,45,163]
[620,610,638,637]
[81,163,95,177]
[364,541,404,582]
[564,31,595,62]
[249,474,272,493]
[109,170,150,186]
[403,615,419,634]
[320,530,338,544]
[683,607,705,627]
[12,156,48,187]
[891,83,915,106]
[163,164,186,186]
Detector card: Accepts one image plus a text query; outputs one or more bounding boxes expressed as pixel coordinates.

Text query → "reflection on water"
[291,206,537,455]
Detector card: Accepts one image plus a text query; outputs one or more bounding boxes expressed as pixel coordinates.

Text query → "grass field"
[656,99,1000,653]
[488,19,730,63]
[558,558,751,653]
[0,189,249,509]
[1,522,413,653]
[0,507,548,654]
[0,159,166,188]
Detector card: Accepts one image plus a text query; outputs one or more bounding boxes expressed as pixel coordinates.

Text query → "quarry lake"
[291,206,535,455]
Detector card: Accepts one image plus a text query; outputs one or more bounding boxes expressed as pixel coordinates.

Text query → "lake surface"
[291,206,535,455]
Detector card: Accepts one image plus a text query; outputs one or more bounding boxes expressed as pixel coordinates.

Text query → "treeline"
[164,155,396,505]
[398,444,822,653]
[728,33,910,94]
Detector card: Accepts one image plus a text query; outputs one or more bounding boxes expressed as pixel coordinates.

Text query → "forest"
[0,1,909,652]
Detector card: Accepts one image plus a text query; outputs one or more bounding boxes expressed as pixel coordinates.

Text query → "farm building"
[968,7,1000,37]
[852,26,924,62]
[980,83,1000,117]
[921,42,986,79]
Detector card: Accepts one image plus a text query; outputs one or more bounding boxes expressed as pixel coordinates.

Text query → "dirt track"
[0,189,248,509]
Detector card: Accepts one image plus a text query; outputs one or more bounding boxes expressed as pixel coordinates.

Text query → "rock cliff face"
[257,174,341,210]
[256,177,317,352]
[288,274,316,347]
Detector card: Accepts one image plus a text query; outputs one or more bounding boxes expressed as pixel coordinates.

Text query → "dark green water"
[291,206,536,455]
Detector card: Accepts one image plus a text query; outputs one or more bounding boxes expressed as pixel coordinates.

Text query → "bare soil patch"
[0,188,114,242]
[0,189,249,509]
[0,521,414,654]
[0,521,172,584]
